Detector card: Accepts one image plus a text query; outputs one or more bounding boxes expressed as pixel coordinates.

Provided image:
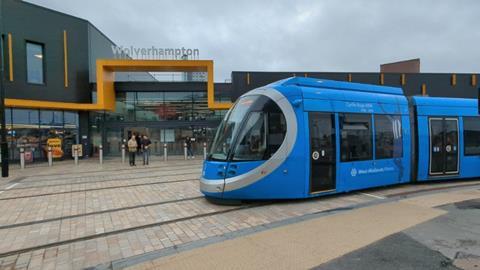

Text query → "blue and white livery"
[200,77,480,200]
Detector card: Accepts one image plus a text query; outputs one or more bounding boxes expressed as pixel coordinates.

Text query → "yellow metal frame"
[7,33,13,81]
[5,59,232,111]
[63,30,69,88]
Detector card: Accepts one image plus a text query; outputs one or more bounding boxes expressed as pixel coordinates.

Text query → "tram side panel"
[304,94,411,196]
[334,111,412,193]
[414,97,480,181]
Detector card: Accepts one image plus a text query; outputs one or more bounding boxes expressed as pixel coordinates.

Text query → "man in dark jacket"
[141,135,152,165]
[185,136,194,159]
[136,134,142,155]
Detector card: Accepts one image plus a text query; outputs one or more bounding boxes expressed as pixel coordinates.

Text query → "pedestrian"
[185,136,194,159]
[136,133,142,155]
[128,135,137,166]
[141,135,152,165]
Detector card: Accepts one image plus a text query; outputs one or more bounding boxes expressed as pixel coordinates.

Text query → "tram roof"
[411,96,477,108]
[271,77,404,96]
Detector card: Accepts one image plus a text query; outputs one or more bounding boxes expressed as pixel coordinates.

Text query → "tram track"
[0,195,205,231]
[0,178,199,201]
[0,200,269,259]
[0,172,200,191]
[0,181,478,260]
[16,164,202,184]
[13,161,203,179]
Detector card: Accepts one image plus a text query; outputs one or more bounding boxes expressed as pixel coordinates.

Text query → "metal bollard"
[183,143,188,160]
[203,142,207,160]
[121,144,126,164]
[99,145,103,165]
[20,147,25,170]
[74,146,79,166]
[163,143,168,161]
[48,146,53,166]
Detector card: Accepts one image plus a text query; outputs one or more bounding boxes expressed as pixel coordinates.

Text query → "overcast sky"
[26,0,480,81]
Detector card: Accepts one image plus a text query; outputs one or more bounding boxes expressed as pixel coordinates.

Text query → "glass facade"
[5,109,79,161]
[90,91,227,157]
[103,91,223,122]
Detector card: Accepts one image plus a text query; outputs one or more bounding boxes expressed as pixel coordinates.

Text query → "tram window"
[232,112,267,161]
[374,115,403,159]
[265,112,286,157]
[340,113,372,162]
[463,117,480,155]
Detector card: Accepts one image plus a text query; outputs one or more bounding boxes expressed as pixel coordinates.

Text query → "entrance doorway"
[309,112,336,193]
[429,117,459,175]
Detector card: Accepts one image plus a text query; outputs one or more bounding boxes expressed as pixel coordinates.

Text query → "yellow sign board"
[47,138,63,158]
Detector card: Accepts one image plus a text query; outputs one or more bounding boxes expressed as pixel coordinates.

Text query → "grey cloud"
[26,0,480,81]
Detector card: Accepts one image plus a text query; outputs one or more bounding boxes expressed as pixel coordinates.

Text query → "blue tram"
[200,77,480,200]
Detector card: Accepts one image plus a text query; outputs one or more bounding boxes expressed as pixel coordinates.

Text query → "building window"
[340,113,372,162]
[26,42,45,84]
[374,114,403,159]
[463,116,480,155]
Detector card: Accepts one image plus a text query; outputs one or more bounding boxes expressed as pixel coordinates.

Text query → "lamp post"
[0,34,9,177]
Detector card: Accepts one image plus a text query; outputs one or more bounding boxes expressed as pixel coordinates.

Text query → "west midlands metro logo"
[350,168,358,177]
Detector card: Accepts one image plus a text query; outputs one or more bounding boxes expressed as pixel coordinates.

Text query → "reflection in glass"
[11,109,40,160]
[340,113,372,161]
[463,117,480,155]
[233,112,267,161]
[374,115,403,159]
[64,112,78,128]
[106,92,135,121]
[209,95,259,161]
[40,110,63,128]
[164,92,193,121]
[7,109,80,161]
[136,92,164,121]
[26,42,44,84]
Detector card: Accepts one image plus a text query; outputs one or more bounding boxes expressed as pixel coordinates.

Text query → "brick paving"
[0,158,478,269]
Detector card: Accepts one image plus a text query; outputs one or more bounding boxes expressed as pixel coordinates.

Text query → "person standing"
[141,135,152,165]
[185,136,194,159]
[128,135,137,166]
[136,133,142,155]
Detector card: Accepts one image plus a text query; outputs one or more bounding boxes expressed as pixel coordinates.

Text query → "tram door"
[429,118,459,175]
[309,112,336,193]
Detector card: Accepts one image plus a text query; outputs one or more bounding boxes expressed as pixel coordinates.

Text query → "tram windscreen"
[209,96,259,161]
[208,95,286,161]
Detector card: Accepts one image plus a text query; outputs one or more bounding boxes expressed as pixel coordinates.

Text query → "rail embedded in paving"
[16,163,202,184]
[0,179,199,200]
[0,201,263,258]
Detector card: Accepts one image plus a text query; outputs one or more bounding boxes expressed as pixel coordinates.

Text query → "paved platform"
[0,158,478,269]
[120,188,480,270]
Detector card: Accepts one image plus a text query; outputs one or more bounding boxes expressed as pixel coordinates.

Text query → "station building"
[0,0,478,162]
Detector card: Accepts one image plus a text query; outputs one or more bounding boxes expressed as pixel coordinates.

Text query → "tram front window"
[208,94,287,162]
[209,95,260,161]
[232,112,267,161]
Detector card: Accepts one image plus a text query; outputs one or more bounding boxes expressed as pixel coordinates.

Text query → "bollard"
[163,143,168,161]
[121,144,126,164]
[184,143,188,160]
[99,145,103,165]
[48,146,53,166]
[20,147,25,170]
[203,142,207,160]
[74,146,79,166]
